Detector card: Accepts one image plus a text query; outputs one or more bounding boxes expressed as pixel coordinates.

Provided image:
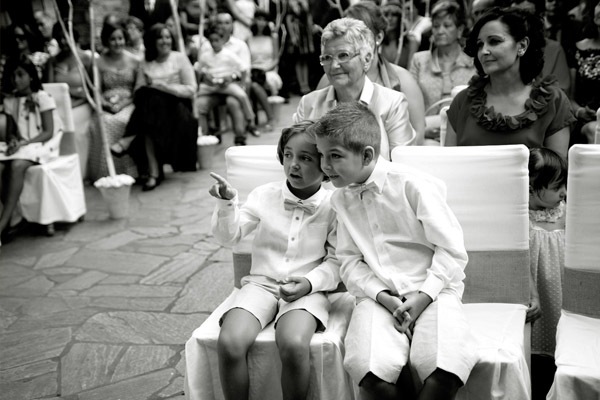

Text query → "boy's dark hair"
[277,120,329,180]
[9,57,43,92]
[465,7,545,84]
[528,147,568,194]
[314,101,381,157]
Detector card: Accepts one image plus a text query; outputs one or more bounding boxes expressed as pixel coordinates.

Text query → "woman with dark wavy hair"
[445,7,574,158]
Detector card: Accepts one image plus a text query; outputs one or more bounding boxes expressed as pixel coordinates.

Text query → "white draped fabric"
[392,145,531,400]
[547,144,600,400]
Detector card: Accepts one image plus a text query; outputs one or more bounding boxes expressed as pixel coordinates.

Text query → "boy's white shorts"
[344,291,478,385]
[219,275,331,331]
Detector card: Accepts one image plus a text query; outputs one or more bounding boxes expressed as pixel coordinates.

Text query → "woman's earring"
[518,50,525,57]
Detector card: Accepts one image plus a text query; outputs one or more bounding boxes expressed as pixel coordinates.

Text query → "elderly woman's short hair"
[464,7,545,84]
[321,18,375,60]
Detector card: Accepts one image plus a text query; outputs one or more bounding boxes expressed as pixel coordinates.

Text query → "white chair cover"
[185,145,358,400]
[547,144,600,400]
[391,145,531,400]
[19,83,86,225]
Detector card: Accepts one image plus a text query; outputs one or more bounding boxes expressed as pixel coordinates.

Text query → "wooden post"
[169,0,186,53]
[89,2,116,177]
[395,0,407,65]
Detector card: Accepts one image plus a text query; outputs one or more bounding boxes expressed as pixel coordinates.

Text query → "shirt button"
[285,258,289,262]
[295,217,299,220]
[291,237,295,241]
[373,224,378,229]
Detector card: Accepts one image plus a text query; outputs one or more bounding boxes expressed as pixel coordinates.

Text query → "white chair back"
[563,144,600,318]
[42,83,74,132]
[391,145,530,304]
[225,145,285,203]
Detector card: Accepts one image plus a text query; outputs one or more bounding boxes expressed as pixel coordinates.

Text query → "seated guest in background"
[410,1,475,141]
[48,24,94,180]
[125,16,146,61]
[3,23,49,87]
[294,17,416,160]
[445,7,574,158]
[528,147,568,399]
[195,25,256,139]
[88,20,139,183]
[195,11,254,146]
[129,0,172,29]
[381,0,432,69]
[33,10,60,57]
[0,59,62,245]
[248,8,282,130]
[510,0,571,93]
[125,23,198,191]
[316,1,426,144]
[568,0,600,144]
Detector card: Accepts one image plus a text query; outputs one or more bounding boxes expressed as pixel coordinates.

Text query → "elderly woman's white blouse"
[293,78,416,160]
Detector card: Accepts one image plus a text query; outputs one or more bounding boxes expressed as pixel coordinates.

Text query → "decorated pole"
[395,0,407,65]
[52,0,95,107]
[169,0,186,53]
[198,0,206,57]
[89,2,116,177]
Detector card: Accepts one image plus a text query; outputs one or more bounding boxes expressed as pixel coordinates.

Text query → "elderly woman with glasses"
[293,18,416,160]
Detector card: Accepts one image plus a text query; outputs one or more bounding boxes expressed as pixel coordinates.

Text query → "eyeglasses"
[319,51,359,66]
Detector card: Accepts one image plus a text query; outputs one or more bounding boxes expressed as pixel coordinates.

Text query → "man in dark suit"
[129,0,172,29]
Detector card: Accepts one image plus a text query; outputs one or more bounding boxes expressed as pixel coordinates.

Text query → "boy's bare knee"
[359,373,400,400]
[424,368,462,392]
[217,329,251,361]
[276,333,310,363]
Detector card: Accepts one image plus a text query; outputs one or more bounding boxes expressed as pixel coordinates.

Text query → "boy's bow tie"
[283,199,316,215]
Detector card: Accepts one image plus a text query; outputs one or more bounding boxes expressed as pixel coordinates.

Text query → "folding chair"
[18,83,86,235]
[391,144,532,400]
[547,144,600,400]
[185,145,357,400]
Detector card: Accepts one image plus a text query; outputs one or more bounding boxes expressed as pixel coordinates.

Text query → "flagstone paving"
[0,98,299,400]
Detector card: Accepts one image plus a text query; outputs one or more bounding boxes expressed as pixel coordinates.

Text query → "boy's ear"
[362,146,375,166]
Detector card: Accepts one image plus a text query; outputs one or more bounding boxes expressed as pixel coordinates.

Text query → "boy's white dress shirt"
[211,181,340,293]
[331,158,468,302]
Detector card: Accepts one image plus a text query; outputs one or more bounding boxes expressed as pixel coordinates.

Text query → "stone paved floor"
[0,97,300,400]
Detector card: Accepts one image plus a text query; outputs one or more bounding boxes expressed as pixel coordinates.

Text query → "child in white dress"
[0,58,62,244]
[528,148,567,357]
[209,121,339,400]
[314,101,478,400]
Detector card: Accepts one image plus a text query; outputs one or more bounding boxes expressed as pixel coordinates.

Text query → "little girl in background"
[209,121,339,400]
[0,58,62,244]
[528,147,567,393]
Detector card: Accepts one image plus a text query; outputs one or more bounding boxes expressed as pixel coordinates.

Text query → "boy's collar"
[282,181,325,204]
[349,156,387,195]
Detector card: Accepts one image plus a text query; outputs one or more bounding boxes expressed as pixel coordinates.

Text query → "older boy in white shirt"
[314,101,478,400]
